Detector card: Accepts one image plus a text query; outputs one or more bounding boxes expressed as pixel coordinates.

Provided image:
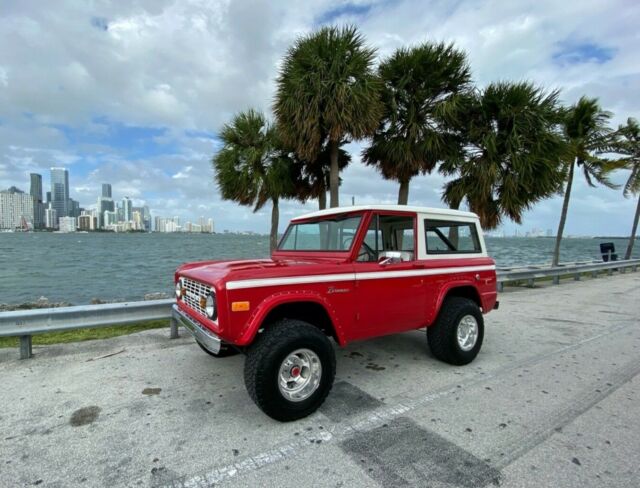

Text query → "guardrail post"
[19,335,32,359]
[574,273,581,281]
[170,316,179,339]
[552,276,560,285]
[591,270,597,279]
[527,278,535,287]
[620,267,626,274]
[497,282,504,293]
[633,265,638,272]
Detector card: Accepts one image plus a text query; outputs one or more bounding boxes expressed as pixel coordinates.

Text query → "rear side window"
[425,219,481,254]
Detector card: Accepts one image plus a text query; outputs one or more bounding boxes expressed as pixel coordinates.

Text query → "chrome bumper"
[172,304,221,354]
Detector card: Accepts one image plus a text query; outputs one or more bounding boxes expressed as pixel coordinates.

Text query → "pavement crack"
[490,359,640,470]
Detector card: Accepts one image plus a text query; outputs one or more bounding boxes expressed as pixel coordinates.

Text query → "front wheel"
[244,319,336,421]
[427,297,484,365]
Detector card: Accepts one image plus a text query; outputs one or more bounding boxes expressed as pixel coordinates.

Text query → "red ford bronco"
[172,205,498,421]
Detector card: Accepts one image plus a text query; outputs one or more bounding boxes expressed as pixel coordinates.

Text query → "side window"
[356,214,415,262]
[425,220,481,254]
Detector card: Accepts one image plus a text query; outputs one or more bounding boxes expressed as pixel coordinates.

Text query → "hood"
[176,257,347,289]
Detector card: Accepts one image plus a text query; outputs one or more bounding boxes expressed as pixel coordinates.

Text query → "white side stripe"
[226,273,357,290]
[355,265,495,281]
[225,265,495,290]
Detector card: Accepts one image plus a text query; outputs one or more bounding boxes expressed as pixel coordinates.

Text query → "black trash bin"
[600,242,618,262]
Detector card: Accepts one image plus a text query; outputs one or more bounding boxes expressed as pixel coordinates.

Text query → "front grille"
[181,277,213,319]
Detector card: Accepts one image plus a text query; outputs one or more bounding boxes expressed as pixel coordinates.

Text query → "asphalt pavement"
[1,272,639,487]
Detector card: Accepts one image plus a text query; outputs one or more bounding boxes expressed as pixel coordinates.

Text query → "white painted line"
[166,321,631,488]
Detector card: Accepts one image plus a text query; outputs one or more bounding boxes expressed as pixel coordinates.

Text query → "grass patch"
[0,319,169,349]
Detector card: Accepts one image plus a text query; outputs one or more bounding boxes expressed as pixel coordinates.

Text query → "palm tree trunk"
[552,160,576,267]
[447,200,460,248]
[625,194,640,260]
[397,178,410,205]
[270,198,279,254]
[318,186,327,210]
[329,140,339,208]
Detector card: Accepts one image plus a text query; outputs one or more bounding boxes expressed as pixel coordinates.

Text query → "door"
[353,213,426,339]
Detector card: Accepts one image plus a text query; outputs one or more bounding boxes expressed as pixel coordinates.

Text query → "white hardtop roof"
[292,204,478,221]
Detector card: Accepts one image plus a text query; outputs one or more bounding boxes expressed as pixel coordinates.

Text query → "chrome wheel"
[278,348,322,402]
[457,315,478,352]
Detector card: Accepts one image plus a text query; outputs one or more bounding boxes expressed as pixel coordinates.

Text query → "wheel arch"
[432,282,483,325]
[237,292,346,346]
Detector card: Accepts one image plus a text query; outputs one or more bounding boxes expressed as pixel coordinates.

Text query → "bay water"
[0,232,636,305]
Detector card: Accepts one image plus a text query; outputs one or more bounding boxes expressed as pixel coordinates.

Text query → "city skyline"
[0,167,214,233]
[1,168,215,233]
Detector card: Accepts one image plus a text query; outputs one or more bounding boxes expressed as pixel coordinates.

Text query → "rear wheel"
[244,319,336,421]
[427,297,484,365]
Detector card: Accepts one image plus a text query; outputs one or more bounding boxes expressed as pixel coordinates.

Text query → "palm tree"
[363,42,472,205]
[613,118,640,259]
[551,97,618,266]
[274,25,382,208]
[295,142,351,210]
[213,109,299,252]
[439,82,566,229]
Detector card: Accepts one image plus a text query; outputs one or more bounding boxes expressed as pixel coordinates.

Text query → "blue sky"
[1,0,639,236]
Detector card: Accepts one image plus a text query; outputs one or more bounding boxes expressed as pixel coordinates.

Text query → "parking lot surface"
[1,272,639,487]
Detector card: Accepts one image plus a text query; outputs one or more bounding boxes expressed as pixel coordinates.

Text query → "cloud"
[0,0,639,236]
[172,166,193,179]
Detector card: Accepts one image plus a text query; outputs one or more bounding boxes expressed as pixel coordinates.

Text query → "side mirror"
[378,251,402,266]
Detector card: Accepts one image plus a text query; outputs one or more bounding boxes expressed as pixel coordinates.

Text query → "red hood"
[176,257,348,289]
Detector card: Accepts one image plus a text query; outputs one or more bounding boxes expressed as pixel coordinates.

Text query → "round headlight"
[205,293,217,319]
[175,280,182,298]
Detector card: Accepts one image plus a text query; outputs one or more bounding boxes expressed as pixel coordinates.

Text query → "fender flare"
[428,280,480,325]
[236,289,347,346]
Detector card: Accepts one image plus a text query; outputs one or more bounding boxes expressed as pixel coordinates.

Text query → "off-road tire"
[244,319,336,422]
[196,340,239,358]
[427,297,484,365]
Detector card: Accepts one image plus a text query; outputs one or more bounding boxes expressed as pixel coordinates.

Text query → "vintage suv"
[172,205,498,421]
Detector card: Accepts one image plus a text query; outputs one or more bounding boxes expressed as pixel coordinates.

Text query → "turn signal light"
[231,301,250,312]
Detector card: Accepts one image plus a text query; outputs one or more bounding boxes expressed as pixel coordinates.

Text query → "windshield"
[278,215,362,251]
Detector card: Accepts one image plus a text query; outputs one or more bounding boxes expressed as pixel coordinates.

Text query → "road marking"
[165,321,636,488]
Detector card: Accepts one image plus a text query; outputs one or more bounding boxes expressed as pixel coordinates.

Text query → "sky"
[1,0,639,236]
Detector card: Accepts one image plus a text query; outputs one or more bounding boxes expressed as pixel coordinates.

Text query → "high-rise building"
[30,173,43,201]
[101,183,112,198]
[97,196,115,228]
[46,191,51,204]
[50,168,69,219]
[0,186,34,230]
[29,173,44,229]
[103,210,117,228]
[133,205,151,231]
[121,196,133,222]
[78,214,92,231]
[154,216,181,232]
[58,216,76,233]
[45,204,58,229]
[68,198,81,218]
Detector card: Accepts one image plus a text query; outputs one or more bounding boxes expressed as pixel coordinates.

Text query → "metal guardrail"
[0,299,177,359]
[496,258,640,292]
[1,259,639,360]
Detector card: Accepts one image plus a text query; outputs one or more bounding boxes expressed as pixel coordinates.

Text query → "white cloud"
[172,166,193,179]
